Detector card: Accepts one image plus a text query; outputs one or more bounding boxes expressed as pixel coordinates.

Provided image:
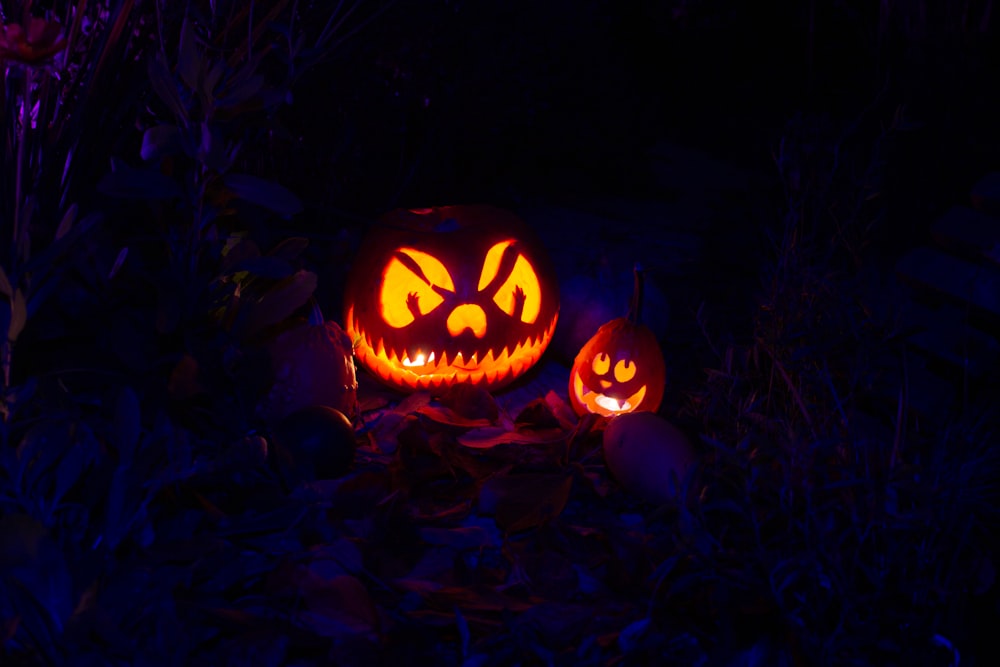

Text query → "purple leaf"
[241,270,317,335]
[416,405,493,429]
[148,51,189,123]
[176,19,201,92]
[141,124,186,161]
[223,173,303,219]
[457,425,566,449]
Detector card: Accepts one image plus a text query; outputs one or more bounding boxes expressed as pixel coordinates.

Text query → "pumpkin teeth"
[350,301,559,392]
[402,350,435,367]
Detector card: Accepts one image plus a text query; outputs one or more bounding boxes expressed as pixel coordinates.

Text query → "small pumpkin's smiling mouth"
[572,372,647,417]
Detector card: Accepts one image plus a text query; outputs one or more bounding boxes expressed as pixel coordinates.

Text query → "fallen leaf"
[457,426,567,449]
[416,404,493,429]
[438,384,498,423]
[366,411,407,454]
[479,472,573,532]
[544,390,579,430]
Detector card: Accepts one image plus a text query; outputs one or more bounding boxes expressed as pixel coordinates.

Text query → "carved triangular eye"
[478,240,542,324]
[380,248,455,327]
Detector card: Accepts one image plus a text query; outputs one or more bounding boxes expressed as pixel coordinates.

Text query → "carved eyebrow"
[394,249,432,285]
[394,248,455,292]
[478,241,520,293]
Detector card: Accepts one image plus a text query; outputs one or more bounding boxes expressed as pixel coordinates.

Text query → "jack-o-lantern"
[344,206,559,393]
[569,267,665,417]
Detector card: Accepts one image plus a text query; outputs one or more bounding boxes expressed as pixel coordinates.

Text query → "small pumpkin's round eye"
[614,359,636,383]
[592,353,610,375]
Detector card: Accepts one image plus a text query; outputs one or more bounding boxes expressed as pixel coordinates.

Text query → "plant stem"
[627,263,643,325]
[13,66,31,276]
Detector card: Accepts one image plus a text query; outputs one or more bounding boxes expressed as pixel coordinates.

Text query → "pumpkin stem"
[627,263,644,325]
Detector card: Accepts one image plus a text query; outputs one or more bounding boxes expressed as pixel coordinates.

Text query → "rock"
[602,412,695,504]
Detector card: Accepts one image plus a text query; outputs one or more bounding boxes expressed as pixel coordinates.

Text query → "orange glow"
[614,359,636,382]
[446,304,488,337]
[568,317,665,417]
[380,248,455,327]
[402,351,435,367]
[493,254,541,323]
[348,305,558,391]
[572,370,648,417]
[592,353,610,375]
[478,240,513,290]
[478,241,542,323]
[344,206,560,394]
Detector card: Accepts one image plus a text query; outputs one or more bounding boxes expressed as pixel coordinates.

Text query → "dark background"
[4,1,1000,664]
[274,0,1000,254]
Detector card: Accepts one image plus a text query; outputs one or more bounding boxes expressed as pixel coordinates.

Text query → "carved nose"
[600,380,612,389]
[446,304,487,338]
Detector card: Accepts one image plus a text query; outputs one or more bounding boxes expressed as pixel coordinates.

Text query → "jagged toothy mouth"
[346,307,558,390]
[572,371,646,416]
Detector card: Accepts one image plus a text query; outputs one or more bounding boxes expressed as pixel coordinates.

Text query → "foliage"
[0,1,996,665]
[679,101,998,665]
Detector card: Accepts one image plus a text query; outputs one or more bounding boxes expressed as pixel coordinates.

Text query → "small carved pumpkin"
[569,267,665,417]
[344,206,559,392]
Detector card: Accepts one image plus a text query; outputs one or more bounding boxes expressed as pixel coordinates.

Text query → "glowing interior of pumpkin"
[571,352,648,416]
[348,240,557,391]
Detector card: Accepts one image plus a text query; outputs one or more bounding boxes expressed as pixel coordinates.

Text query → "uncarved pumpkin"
[257,320,358,422]
[344,206,559,393]
[568,267,665,417]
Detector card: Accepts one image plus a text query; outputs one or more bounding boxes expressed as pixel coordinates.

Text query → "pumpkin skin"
[257,320,358,423]
[568,317,665,417]
[344,205,559,393]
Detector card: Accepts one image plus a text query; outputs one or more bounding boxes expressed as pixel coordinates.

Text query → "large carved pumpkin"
[344,206,559,392]
[569,267,665,417]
